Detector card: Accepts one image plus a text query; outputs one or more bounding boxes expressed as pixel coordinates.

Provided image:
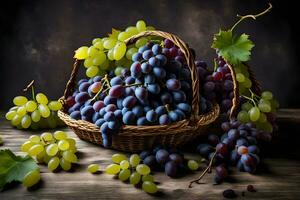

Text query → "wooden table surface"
[1,109,300,200]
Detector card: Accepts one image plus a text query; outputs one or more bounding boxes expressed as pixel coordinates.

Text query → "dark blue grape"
[122,96,137,108]
[147,83,160,94]
[161,92,173,104]
[152,44,162,55]
[114,109,122,119]
[135,87,148,102]
[141,63,152,74]
[177,103,191,114]
[103,112,115,122]
[143,155,157,169]
[92,112,101,123]
[75,92,90,104]
[125,76,135,84]
[146,110,157,122]
[172,91,186,103]
[132,105,143,117]
[228,129,239,140]
[108,120,120,130]
[144,74,156,84]
[79,82,91,92]
[95,118,105,127]
[110,77,123,86]
[168,111,180,122]
[155,106,167,116]
[165,161,178,177]
[105,104,117,112]
[138,46,149,54]
[70,111,81,120]
[156,54,167,66]
[159,114,170,125]
[156,149,169,164]
[153,67,166,79]
[122,111,136,125]
[132,52,142,62]
[103,96,117,105]
[137,116,148,125]
[142,50,153,60]
[166,79,181,91]
[81,105,94,119]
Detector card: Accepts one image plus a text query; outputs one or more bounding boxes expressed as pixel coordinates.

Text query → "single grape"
[46,143,59,156]
[25,101,37,112]
[105,164,121,175]
[129,172,141,185]
[48,157,60,171]
[22,169,41,188]
[249,107,260,122]
[113,42,126,60]
[54,131,67,140]
[28,144,44,156]
[136,164,151,175]
[36,93,48,105]
[136,20,146,32]
[17,106,27,117]
[21,141,35,152]
[41,132,53,141]
[74,46,88,59]
[262,91,273,100]
[112,154,127,164]
[120,160,130,169]
[142,181,158,194]
[48,101,62,111]
[142,174,154,182]
[129,154,140,167]
[31,110,41,122]
[60,158,72,171]
[118,169,131,181]
[5,110,17,120]
[21,115,31,128]
[165,161,178,177]
[187,160,199,171]
[62,150,78,163]
[13,96,28,106]
[87,164,100,174]
[38,104,50,118]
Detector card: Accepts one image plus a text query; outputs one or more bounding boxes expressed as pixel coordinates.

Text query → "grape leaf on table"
[211,30,254,65]
[0,149,39,189]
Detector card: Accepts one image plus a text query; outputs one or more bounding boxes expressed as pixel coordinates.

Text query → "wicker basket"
[58,30,220,152]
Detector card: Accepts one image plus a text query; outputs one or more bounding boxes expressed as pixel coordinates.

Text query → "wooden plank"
[1,109,300,199]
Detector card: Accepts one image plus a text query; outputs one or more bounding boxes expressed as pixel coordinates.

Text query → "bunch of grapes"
[5,81,64,130]
[21,131,78,172]
[74,20,155,78]
[67,39,193,147]
[105,153,158,194]
[139,146,200,178]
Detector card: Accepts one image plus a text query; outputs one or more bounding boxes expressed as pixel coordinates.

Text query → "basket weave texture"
[58,30,221,152]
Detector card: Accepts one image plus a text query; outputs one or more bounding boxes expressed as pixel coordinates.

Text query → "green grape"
[262,91,273,100]
[258,112,267,123]
[13,96,28,106]
[28,144,44,156]
[36,93,48,105]
[237,110,250,123]
[87,164,100,174]
[118,31,130,42]
[84,57,93,68]
[118,169,131,181]
[31,110,41,122]
[60,158,72,171]
[92,38,101,45]
[258,102,271,113]
[86,66,99,78]
[135,37,148,48]
[22,169,41,188]
[41,132,53,141]
[187,160,199,171]
[129,172,141,185]
[43,153,51,164]
[107,48,115,60]
[142,174,154,182]
[46,143,59,156]
[48,101,62,111]
[25,101,37,112]
[66,138,76,152]
[93,52,107,66]
[113,42,126,60]
[136,20,146,32]
[21,114,32,128]
[249,106,260,122]
[243,78,252,88]
[120,160,129,169]
[236,73,245,82]
[146,26,155,31]
[88,46,99,57]
[36,150,46,163]
[62,150,78,163]
[17,106,27,117]
[142,181,157,194]
[103,38,117,49]
[11,114,22,126]
[38,104,50,118]
[74,46,89,59]
[114,66,124,76]
[58,140,70,151]
[5,110,17,120]
[129,154,140,167]
[54,131,67,140]
[125,26,139,36]
[112,153,127,164]
[30,122,39,130]
[21,141,35,152]
[136,164,150,175]
[93,41,104,50]
[100,59,110,70]
[105,164,121,175]
[242,102,253,111]
[29,135,40,143]
[48,157,60,171]
[9,106,19,111]
[126,47,138,60]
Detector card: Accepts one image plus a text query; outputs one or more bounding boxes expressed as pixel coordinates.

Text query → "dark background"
[0,0,298,110]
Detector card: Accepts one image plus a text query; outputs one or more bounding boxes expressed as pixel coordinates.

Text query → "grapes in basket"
[67,34,195,147]
[5,80,65,130]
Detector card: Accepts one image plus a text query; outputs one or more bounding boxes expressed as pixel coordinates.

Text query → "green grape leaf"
[108,28,121,39]
[0,149,39,189]
[211,30,254,65]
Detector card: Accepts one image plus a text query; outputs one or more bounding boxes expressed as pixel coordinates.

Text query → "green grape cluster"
[74,20,155,78]
[5,93,65,130]
[105,153,158,194]
[237,90,279,132]
[21,131,78,172]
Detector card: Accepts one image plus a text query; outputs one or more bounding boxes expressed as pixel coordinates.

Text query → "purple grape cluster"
[197,120,272,184]
[66,39,193,147]
[139,146,185,177]
[196,56,234,115]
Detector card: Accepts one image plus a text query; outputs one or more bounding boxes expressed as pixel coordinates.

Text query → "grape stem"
[230,3,273,32]
[91,75,109,101]
[241,95,257,107]
[23,80,36,101]
[213,58,218,72]
[188,150,217,188]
